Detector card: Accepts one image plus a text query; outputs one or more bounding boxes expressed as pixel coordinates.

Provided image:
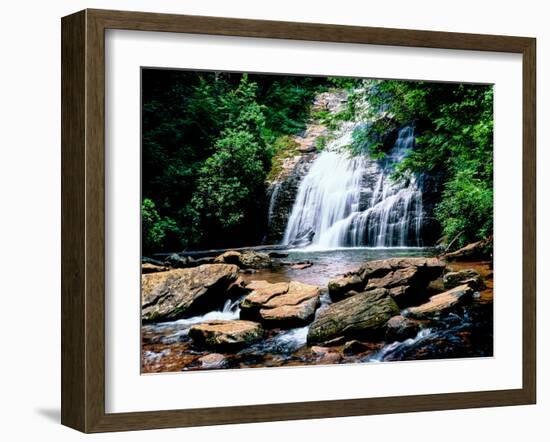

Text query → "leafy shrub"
[435,169,493,248]
[141,198,179,253]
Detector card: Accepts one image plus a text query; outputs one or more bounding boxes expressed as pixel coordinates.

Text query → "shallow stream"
[142,248,493,373]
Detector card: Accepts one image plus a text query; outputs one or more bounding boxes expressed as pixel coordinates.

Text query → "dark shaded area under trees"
[141,70,328,253]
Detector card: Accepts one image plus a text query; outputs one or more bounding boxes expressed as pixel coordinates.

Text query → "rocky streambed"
[141,243,493,373]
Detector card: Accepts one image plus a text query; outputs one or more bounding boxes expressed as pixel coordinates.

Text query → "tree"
[141,198,179,253]
[141,70,324,251]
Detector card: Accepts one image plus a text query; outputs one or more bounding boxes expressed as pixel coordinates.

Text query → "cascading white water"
[267,182,281,230]
[283,124,424,249]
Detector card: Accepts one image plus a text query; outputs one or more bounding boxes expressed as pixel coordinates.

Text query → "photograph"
[140,69,494,373]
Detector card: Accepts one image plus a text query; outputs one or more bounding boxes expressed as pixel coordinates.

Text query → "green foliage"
[259,77,320,140]
[141,198,179,253]
[192,129,268,243]
[351,80,494,246]
[326,77,362,90]
[142,70,325,251]
[316,135,328,152]
[311,89,359,130]
[266,135,300,182]
[350,124,384,158]
[435,169,493,248]
[312,109,332,124]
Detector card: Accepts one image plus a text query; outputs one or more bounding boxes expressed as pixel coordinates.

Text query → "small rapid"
[142,298,242,345]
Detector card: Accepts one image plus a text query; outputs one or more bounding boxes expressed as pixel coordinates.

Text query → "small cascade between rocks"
[282,124,425,249]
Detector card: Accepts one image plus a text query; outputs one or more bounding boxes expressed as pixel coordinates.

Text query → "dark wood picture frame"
[61,8,536,433]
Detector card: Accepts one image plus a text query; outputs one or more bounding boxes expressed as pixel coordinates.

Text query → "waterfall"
[267,182,281,230]
[283,125,424,249]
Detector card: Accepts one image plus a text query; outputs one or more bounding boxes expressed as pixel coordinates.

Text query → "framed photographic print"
[61,9,536,433]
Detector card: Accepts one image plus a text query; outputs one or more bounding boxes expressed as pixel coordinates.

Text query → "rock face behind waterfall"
[266,154,317,243]
[282,124,435,248]
[266,91,349,244]
[265,87,443,248]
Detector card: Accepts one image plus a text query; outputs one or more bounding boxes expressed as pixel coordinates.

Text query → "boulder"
[365,266,420,290]
[142,262,170,274]
[364,266,432,307]
[385,315,422,342]
[307,289,400,345]
[214,250,272,269]
[197,353,228,369]
[189,320,263,350]
[342,340,371,356]
[240,281,320,327]
[328,257,445,306]
[241,282,289,309]
[405,284,474,319]
[226,276,249,298]
[141,264,240,322]
[328,274,364,301]
[213,250,242,265]
[164,253,197,269]
[359,257,445,281]
[388,285,412,299]
[318,352,342,364]
[239,251,272,269]
[311,346,331,356]
[427,278,445,293]
[443,269,486,291]
[243,280,272,291]
[259,296,320,327]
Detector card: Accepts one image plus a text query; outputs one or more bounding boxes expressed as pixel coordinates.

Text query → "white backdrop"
[0,0,547,440]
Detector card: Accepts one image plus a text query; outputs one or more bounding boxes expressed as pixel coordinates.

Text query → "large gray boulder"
[307,289,400,345]
[141,264,240,322]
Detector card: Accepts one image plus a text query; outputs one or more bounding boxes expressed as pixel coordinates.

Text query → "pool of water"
[244,247,437,287]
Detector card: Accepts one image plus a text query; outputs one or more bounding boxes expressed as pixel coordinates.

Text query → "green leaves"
[348,79,494,247]
[435,169,493,247]
[141,198,180,252]
[141,69,323,251]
